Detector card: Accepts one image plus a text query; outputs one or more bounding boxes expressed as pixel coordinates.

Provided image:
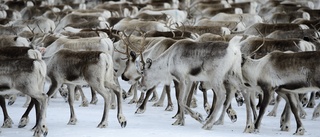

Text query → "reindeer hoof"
[165,105,174,111]
[227,108,237,123]
[18,117,29,128]
[68,118,77,125]
[135,108,145,114]
[190,99,197,108]
[79,99,89,107]
[97,122,107,128]
[128,98,138,104]
[307,100,316,108]
[204,103,211,114]
[152,102,163,107]
[244,124,255,133]
[149,96,158,102]
[293,127,305,135]
[90,98,98,105]
[280,123,290,131]
[118,115,127,128]
[172,118,184,126]
[2,118,13,128]
[202,123,213,130]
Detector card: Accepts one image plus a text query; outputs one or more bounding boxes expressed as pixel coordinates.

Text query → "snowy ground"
[1,79,319,137]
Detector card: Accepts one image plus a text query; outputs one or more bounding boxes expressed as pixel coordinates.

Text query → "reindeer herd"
[0,0,320,136]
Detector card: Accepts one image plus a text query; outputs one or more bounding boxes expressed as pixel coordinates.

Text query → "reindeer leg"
[76,85,89,107]
[172,80,186,126]
[136,87,154,114]
[295,93,307,119]
[0,96,13,128]
[149,89,159,102]
[276,91,291,131]
[242,89,255,133]
[203,84,226,130]
[58,84,68,102]
[90,87,98,105]
[153,86,166,107]
[172,80,180,119]
[199,82,211,115]
[312,103,320,120]
[128,83,138,104]
[267,94,281,117]
[215,81,237,125]
[110,86,127,128]
[23,95,31,108]
[31,94,48,137]
[299,93,308,107]
[189,82,198,108]
[7,94,16,106]
[253,83,273,133]
[307,91,316,108]
[288,91,305,135]
[164,85,174,111]
[102,81,127,128]
[67,84,77,125]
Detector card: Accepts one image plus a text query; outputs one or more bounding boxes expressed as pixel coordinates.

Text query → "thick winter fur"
[42,37,114,57]
[0,47,41,60]
[175,25,231,36]
[0,25,30,36]
[195,19,246,32]
[11,16,56,33]
[244,23,309,36]
[139,36,244,130]
[266,29,320,40]
[0,35,30,47]
[242,51,320,135]
[55,12,107,33]
[113,18,170,34]
[266,11,310,23]
[0,57,48,137]
[240,37,316,58]
[210,13,263,29]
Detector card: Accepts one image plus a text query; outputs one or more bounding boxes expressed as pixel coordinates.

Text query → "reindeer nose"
[121,74,129,81]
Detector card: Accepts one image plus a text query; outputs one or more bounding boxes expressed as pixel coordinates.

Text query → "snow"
[1,79,319,137]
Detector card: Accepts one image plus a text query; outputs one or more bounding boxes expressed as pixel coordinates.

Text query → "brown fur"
[244,23,303,36]
[0,58,35,74]
[0,47,32,59]
[176,25,225,35]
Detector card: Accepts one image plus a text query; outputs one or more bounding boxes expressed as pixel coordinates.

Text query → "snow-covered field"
[1,79,319,137]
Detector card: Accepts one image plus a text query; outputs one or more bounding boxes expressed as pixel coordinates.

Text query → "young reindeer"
[121,33,178,113]
[138,35,245,129]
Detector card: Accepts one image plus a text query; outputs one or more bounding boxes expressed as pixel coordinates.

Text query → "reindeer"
[243,23,309,36]
[210,12,263,29]
[138,35,245,130]
[241,50,320,135]
[21,49,127,129]
[0,47,43,107]
[10,16,56,34]
[0,56,48,137]
[121,36,178,113]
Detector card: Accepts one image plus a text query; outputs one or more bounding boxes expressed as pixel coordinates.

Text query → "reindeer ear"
[146,58,152,69]
[130,51,136,60]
